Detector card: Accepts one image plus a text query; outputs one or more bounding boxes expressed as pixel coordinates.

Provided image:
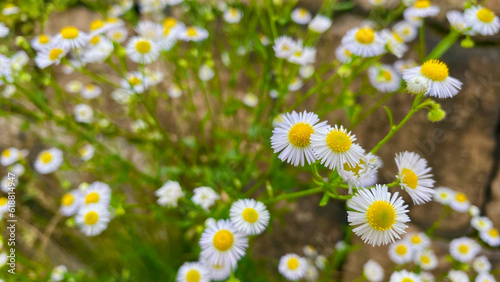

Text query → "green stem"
[419,23,426,62]
[264,187,323,204]
[425,205,452,236]
[426,30,460,60]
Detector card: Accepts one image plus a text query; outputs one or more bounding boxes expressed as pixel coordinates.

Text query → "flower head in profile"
[271,111,328,167]
[395,151,435,205]
[363,259,384,282]
[347,185,410,246]
[278,253,307,281]
[50,265,67,282]
[273,36,298,59]
[192,186,219,210]
[338,152,382,193]
[155,180,184,207]
[223,7,243,24]
[291,8,312,25]
[308,15,332,33]
[403,60,462,98]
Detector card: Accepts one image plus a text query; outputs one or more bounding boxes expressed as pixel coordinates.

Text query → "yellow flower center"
[299,8,307,17]
[294,51,302,57]
[366,200,396,231]
[135,40,151,54]
[164,18,177,28]
[411,235,422,244]
[230,8,237,16]
[129,77,141,85]
[86,84,95,91]
[477,8,495,23]
[113,32,123,40]
[489,228,499,237]
[421,255,430,264]
[39,34,50,44]
[392,31,404,43]
[187,27,198,37]
[85,192,100,204]
[344,48,351,56]
[458,244,468,254]
[343,160,364,177]
[401,168,418,189]
[420,60,449,81]
[455,192,467,203]
[2,149,10,157]
[107,18,119,23]
[355,28,375,44]
[61,27,79,39]
[326,130,352,153]
[395,244,408,255]
[89,36,100,45]
[242,208,259,223]
[84,211,99,225]
[49,48,64,61]
[402,278,414,282]
[90,19,104,31]
[213,230,234,251]
[186,270,200,282]
[62,193,74,206]
[287,258,299,270]
[40,152,53,164]
[380,70,392,81]
[0,197,7,206]
[414,0,431,8]
[288,122,314,148]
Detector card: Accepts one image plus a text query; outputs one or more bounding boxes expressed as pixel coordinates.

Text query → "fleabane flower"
[192,186,219,210]
[338,153,382,193]
[35,47,68,69]
[82,181,112,207]
[135,20,163,41]
[199,219,248,268]
[433,186,454,204]
[78,144,95,161]
[464,6,500,36]
[335,44,353,63]
[126,36,159,64]
[405,232,430,251]
[403,59,462,98]
[200,258,232,281]
[414,249,437,270]
[395,151,435,205]
[311,125,365,171]
[308,14,332,33]
[270,111,328,167]
[368,64,401,92]
[106,26,128,43]
[54,26,89,51]
[1,147,26,166]
[34,148,63,174]
[473,256,491,273]
[291,8,312,25]
[178,26,208,42]
[476,273,496,282]
[447,11,469,33]
[2,4,19,16]
[471,216,493,232]
[176,262,210,282]
[0,23,7,38]
[447,270,469,282]
[289,78,302,91]
[81,84,102,99]
[342,26,386,57]
[449,191,470,212]
[449,237,481,263]
[278,253,307,281]
[155,180,184,207]
[121,71,150,93]
[223,7,243,24]
[388,240,413,264]
[389,270,422,282]
[60,189,83,216]
[50,265,67,282]
[363,259,384,282]
[287,45,316,66]
[347,185,410,246]
[230,199,270,235]
[74,104,94,124]
[31,34,52,51]
[394,59,418,74]
[403,0,440,19]
[393,21,418,42]
[75,204,111,236]
[273,36,298,59]
[480,227,500,247]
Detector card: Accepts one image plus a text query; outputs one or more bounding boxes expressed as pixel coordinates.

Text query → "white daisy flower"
[178,26,208,42]
[363,259,384,282]
[311,125,365,171]
[291,8,312,25]
[135,20,163,41]
[315,255,327,270]
[82,37,114,64]
[74,104,94,124]
[35,47,67,69]
[10,163,25,176]
[475,273,496,282]
[80,84,102,99]
[200,257,232,281]
[380,29,408,58]
[162,17,185,38]
[273,36,298,59]
[404,0,440,19]
[144,69,164,86]
[464,6,500,36]
[1,147,24,166]
[230,199,270,235]
[53,26,89,51]
[390,270,422,282]
[155,180,184,207]
[199,219,248,268]
[449,237,481,263]
[192,186,219,210]
[335,44,353,64]
[447,11,469,33]
[11,51,29,71]
[1,175,17,193]
[415,249,437,270]
[2,4,19,16]
[176,261,210,282]
[405,232,430,251]
[347,184,410,246]
[50,265,67,282]
[106,26,128,43]
[394,59,418,74]
[302,245,317,258]
[420,272,434,282]
[299,64,315,79]
[433,186,454,205]
[393,21,418,42]
[0,23,8,38]
[288,77,303,91]
[305,261,318,282]
[121,71,150,94]
[287,46,316,66]
[65,80,83,93]
[447,270,470,282]
[34,148,63,174]
[242,93,258,107]
[75,204,111,236]
[60,189,83,216]
[126,36,159,64]
[198,64,215,81]
[368,64,401,92]
[341,26,386,57]
[258,33,270,46]
[388,240,413,264]
[395,151,435,205]
[130,119,148,133]
[403,59,462,98]
[338,152,382,193]
[308,14,332,33]
[224,7,243,24]
[278,253,308,281]
[270,110,329,167]
[112,88,134,104]
[449,191,470,212]
[82,181,112,207]
[473,255,491,273]
[78,144,95,161]
[469,205,480,217]
[168,84,182,98]
[471,216,493,232]
[480,228,500,247]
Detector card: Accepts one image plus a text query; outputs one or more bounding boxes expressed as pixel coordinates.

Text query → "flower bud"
[461,38,474,48]
[428,108,446,122]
